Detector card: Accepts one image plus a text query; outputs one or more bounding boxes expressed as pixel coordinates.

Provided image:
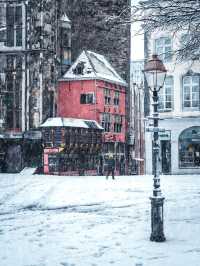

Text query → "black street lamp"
[143,54,167,242]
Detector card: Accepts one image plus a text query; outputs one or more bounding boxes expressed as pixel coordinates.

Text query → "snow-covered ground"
[0,169,200,266]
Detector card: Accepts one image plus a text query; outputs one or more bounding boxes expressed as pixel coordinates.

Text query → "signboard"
[159,130,171,141]
[104,133,116,142]
[44,148,59,153]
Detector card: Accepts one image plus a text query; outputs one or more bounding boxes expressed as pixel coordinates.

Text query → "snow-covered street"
[0,169,200,266]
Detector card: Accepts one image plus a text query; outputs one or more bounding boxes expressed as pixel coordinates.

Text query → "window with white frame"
[114,91,120,105]
[183,75,199,110]
[80,93,95,104]
[114,115,122,133]
[155,37,172,62]
[101,113,111,132]
[104,88,111,105]
[158,76,174,112]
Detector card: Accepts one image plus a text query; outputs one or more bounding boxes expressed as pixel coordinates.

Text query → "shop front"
[145,117,200,175]
[179,126,200,169]
[40,117,103,176]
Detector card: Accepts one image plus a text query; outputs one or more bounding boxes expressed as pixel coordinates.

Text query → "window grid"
[104,88,111,105]
[183,75,199,110]
[114,91,120,106]
[80,93,94,104]
[6,4,23,48]
[114,115,122,133]
[101,113,111,132]
[155,37,172,62]
[158,76,174,112]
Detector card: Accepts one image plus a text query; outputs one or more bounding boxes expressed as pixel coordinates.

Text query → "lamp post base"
[150,196,166,242]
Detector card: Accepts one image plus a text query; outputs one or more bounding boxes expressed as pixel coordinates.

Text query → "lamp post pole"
[143,54,166,242]
[150,88,165,242]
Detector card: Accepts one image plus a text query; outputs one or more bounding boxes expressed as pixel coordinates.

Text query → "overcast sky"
[131,0,144,61]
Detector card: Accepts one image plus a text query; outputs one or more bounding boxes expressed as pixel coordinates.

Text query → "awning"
[40,117,103,130]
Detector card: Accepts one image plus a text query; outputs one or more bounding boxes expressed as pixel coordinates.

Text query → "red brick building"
[58,50,127,174]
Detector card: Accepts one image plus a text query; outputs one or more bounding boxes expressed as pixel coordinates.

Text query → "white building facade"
[130,60,145,174]
[145,30,200,175]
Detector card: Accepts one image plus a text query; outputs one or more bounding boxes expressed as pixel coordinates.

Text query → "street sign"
[146,127,165,133]
[159,130,171,141]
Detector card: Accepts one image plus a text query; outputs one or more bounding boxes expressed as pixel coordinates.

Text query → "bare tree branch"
[109,0,200,61]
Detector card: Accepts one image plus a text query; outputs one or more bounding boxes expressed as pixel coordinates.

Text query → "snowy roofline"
[40,117,103,130]
[59,76,128,87]
[60,14,71,23]
[61,50,128,87]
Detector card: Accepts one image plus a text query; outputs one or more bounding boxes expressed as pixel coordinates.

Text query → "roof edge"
[58,77,128,87]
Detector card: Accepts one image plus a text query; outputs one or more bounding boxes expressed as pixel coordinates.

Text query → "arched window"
[183,75,199,110]
[179,126,200,168]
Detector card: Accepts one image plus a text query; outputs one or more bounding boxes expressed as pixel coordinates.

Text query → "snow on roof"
[62,50,127,86]
[60,14,71,23]
[40,117,103,130]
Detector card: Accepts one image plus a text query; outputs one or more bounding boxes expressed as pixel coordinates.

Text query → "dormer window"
[73,61,85,75]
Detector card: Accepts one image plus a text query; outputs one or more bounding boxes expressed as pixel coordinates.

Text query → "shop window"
[80,93,94,104]
[158,76,174,111]
[104,88,111,105]
[183,75,199,110]
[101,113,111,132]
[114,115,122,133]
[155,37,172,62]
[179,126,200,168]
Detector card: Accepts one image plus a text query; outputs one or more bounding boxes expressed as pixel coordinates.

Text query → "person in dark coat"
[106,154,115,180]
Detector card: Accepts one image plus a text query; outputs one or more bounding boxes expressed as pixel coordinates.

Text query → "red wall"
[58,79,126,142]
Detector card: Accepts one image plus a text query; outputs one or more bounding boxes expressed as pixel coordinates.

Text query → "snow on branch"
[108,0,200,61]
[134,0,200,61]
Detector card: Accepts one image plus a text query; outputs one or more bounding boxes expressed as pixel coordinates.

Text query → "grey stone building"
[0,0,71,171]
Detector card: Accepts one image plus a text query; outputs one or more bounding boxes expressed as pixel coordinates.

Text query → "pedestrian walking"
[106,153,115,180]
